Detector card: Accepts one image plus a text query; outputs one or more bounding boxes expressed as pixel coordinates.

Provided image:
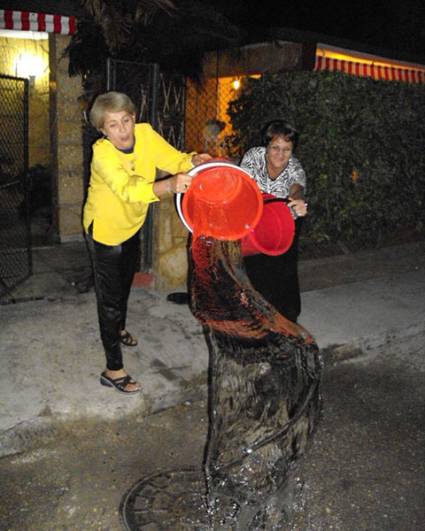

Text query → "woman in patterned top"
[240,120,308,322]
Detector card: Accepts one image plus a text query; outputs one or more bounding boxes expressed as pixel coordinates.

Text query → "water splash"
[189,235,323,528]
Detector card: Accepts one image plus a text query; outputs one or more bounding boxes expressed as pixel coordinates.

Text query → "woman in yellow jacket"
[84,91,210,394]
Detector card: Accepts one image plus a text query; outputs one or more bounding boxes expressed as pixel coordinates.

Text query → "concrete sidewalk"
[1,241,424,457]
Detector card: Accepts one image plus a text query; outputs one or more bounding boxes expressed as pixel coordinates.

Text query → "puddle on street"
[122,237,322,529]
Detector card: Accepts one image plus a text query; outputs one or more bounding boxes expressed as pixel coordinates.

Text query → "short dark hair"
[261,120,299,149]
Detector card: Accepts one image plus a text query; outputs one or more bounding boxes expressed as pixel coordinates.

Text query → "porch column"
[49,33,84,242]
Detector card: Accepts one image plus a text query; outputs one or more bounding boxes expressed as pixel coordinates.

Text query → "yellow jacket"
[83,123,194,245]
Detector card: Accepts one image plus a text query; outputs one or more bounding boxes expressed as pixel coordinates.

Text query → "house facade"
[1,3,424,291]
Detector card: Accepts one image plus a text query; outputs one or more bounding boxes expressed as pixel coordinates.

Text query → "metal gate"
[0,74,31,299]
[106,58,186,269]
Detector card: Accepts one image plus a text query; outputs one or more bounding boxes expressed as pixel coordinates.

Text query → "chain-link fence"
[185,75,241,158]
[0,74,31,299]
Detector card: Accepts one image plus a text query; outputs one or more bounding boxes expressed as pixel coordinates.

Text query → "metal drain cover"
[120,468,210,530]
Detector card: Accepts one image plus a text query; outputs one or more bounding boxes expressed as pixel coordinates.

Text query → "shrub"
[226,71,425,247]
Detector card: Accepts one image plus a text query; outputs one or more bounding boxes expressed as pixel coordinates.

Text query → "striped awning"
[315,55,425,84]
[0,9,76,35]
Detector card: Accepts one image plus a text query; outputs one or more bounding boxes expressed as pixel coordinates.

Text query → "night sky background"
[6,0,425,61]
[208,0,425,59]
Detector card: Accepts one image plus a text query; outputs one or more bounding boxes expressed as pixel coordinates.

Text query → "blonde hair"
[89,91,136,130]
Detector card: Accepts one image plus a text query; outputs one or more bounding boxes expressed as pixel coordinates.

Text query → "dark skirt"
[243,219,302,322]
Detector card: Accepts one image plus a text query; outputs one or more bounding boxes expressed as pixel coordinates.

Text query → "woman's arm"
[153,153,212,198]
[287,157,308,217]
[153,173,193,197]
[192,153,212,166]
[288,183,307,217]
[144,125,211,175]
[92,151,159,204]
[93,127,212,203]
[289,182,305,200]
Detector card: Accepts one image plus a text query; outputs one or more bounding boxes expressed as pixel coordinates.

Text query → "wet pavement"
[291,335,425,530]
[0,335,423,530]
[0,239,424,529]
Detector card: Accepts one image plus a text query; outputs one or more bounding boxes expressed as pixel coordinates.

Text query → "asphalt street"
[0,335,423,530]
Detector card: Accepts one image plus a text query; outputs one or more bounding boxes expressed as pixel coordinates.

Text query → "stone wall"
[153,195,190,291]
[49,34,84,242]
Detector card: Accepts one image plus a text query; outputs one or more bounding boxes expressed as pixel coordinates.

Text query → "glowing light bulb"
[15,53,45,84]
[231,79,241,90]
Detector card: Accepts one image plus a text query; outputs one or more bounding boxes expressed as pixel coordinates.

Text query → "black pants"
[244,219,302,322]
[86,229,140,370]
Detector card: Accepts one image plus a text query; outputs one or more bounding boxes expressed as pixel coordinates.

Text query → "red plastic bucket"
[176,160,263,241]
[241,193,295,256]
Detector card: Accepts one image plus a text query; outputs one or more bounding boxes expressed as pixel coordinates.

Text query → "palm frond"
[81,0,177,50]
[67,0,240,80]
[134,0,177,24]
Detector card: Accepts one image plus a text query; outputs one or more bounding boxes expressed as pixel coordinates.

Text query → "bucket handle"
[263,197,290,205]
[263,196,297,220]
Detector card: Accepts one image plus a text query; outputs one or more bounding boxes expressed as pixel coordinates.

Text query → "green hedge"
[226,71,425,246]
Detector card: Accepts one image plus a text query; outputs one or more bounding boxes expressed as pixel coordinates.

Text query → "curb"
[2,324,423,458]
[321,325,425,366]
[0,417,58,458]
[0,376,208,459]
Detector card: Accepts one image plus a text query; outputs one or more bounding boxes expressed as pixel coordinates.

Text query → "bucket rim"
[176,160,256,234]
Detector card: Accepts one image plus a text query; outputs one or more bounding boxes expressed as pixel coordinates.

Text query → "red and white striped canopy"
[315,55,425,84]
[0,9,76,35]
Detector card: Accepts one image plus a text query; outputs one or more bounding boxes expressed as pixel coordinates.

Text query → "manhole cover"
[120,468,211,530]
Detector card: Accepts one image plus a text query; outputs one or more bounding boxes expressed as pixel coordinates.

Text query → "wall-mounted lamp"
[231,78,241,90]
[15,53,45,86]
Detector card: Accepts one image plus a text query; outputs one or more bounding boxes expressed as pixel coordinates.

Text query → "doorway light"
[15,53,45,85]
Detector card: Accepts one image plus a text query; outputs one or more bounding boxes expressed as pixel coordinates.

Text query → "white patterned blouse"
[240,146,306,199]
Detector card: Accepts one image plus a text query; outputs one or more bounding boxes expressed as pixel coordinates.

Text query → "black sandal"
[119,329,138,347]
[100,371,141,394]
[166,292,189,305]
